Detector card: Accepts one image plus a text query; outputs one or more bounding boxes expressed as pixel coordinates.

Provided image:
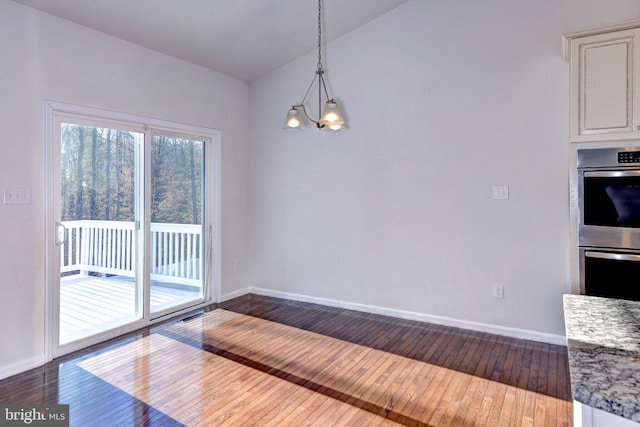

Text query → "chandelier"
[283,0,346,131]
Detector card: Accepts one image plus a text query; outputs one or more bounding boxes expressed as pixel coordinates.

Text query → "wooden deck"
[1,294,572,426]
[60,274,201,344]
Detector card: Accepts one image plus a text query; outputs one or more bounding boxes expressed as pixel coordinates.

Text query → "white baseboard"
[248,287,566,346]
[220,287,251,302]
[0,355,46,381]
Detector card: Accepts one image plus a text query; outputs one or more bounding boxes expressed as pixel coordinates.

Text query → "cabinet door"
[570,29,640,142]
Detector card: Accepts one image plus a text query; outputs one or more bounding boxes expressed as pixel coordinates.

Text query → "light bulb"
[319,100,345,130]
[287,117,301,128]
[283,106,306,129]
[324,112,339,123]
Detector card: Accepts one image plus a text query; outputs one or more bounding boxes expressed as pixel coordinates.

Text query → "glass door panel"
[150,135,205,314]
[59,123,143,345]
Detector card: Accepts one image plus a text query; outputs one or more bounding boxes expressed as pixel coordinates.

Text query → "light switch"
[4,188,31,204]
[492,185,509,200]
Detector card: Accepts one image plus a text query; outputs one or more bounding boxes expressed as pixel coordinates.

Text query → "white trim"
[220,287,250,302]
[43,101,56,364]
[0,356,47,381]
[562,19,640,61]
[44,100,216,139]
[249,287,567,346]
[208,133,222,303]
[564,19,640,40]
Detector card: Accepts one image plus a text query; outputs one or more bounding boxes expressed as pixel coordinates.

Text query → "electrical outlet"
[492,284,504,299]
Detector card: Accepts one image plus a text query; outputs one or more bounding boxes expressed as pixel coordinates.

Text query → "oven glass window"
[584,176,640,227]
[584,254,640,301]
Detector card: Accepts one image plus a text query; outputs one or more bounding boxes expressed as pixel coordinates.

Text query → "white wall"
[0,1,249,375]
[248,0,640,338]
[3,0,640,378]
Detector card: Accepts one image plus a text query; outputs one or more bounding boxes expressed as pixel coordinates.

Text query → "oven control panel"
[618,151,640,163]
[578,147,640,168]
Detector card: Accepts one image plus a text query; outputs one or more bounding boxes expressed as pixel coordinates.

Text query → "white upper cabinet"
[569,28,640,142]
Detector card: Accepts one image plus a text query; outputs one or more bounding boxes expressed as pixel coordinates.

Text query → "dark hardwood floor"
[0,294,572,426]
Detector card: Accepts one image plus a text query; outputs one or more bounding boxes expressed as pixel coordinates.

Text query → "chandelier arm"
[319,73,330,102]
[319,70,322,125]
[300,72,319,107]
[298,105,317,124]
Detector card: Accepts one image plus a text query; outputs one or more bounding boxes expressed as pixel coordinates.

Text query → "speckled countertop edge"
[563,294,640,422]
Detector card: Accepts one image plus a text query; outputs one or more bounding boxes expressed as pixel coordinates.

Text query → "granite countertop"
[563,294,640,422]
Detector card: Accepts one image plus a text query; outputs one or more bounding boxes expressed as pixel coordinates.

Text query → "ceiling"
[11,0,409,82]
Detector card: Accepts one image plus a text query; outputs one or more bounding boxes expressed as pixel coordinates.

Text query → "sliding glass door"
[47,103,218,357]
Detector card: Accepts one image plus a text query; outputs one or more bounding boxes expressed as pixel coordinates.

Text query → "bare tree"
[75,126,85,220]
[189,141,198,224]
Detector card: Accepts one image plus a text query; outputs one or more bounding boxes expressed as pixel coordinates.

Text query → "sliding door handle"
[55,221,67,246]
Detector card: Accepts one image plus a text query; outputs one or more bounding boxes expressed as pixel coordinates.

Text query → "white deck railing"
[60,220,203,287]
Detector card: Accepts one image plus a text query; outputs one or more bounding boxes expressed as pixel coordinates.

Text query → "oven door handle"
[585,251,640,262]
[584,170,640,178]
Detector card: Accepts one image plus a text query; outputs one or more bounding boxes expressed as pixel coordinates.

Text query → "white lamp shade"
[319,100,345,130]
[283,106,306,129]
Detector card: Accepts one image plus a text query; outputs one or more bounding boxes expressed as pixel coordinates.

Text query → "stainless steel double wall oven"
[578,147,640,301]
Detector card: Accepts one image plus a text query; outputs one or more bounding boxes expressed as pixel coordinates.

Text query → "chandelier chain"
[283,0,344,130]
[317,0,322,70]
